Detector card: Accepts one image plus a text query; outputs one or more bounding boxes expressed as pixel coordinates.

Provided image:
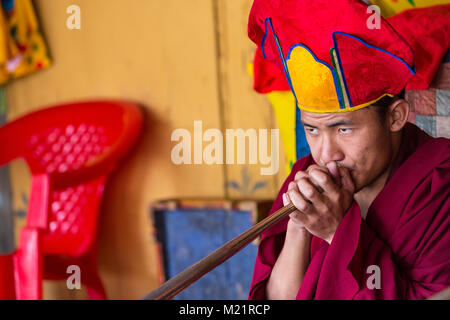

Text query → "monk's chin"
[349,171,370,193]
[354,169,387,193]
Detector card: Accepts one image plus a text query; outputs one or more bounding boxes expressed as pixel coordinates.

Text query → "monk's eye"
[339,128,353,134]
[306,127,319,135]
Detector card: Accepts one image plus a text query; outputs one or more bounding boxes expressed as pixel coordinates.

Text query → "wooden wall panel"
[215,0,286,200]
[6,0,225,299]
[4,0,285,299]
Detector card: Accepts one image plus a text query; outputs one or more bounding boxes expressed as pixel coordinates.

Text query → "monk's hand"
[284,162,355,244]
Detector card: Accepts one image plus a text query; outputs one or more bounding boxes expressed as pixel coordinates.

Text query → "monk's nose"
[319,136,344,166]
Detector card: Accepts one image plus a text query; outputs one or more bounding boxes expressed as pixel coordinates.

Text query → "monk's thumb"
[339,167,355,194]
[282,192,290,206]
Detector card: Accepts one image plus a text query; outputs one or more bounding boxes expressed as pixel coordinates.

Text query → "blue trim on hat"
[261,19,269,59]
[286,43,345,109]
[263,18,299,104]
[286,44,333,69]
[331,70,345,109]
[295,104,310,159]
[332,33,353,107]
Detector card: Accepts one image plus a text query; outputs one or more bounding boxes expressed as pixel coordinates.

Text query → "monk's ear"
[387,99,410,133]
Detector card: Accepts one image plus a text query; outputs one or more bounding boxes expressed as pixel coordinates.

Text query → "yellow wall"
[6,0,286,299]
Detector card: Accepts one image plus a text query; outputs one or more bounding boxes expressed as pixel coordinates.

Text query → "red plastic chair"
[0,101,143,300]
[0,254,15,299]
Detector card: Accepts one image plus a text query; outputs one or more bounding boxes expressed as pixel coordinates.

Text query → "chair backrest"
[0,101,143,256]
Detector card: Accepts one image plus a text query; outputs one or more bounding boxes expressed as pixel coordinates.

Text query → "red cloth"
[389,5,450,90]
[248,0,414,71]
[334,31,415,107]
[253,47,290,94]
[248,123,450,299]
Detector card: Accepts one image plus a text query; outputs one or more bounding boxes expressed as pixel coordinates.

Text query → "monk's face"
[300,107,394,192]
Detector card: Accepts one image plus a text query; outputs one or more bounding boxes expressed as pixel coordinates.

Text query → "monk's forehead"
[300,108,373,126]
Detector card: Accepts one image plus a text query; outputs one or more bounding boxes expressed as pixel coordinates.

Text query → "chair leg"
[83,272,107,300]
[13,227,43,300]
[81,243,107,300]
[43,254,107,300]
[0,253,16,299]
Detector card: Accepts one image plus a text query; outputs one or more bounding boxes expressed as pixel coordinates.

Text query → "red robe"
[249,123,450,300]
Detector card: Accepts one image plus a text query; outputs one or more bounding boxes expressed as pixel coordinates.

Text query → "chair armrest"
[27,174,51,230]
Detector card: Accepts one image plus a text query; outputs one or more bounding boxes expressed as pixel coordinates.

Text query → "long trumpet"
[142,203,297,300]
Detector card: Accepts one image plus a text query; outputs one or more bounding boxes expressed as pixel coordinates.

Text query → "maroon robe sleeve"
[248,155,314,299]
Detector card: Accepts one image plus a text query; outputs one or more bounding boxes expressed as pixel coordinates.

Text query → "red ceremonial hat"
[248,0,450,113]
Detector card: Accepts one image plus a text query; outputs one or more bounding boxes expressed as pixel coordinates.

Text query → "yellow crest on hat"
[286,45,342,113]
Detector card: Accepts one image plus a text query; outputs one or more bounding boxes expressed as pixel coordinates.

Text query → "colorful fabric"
[248,0,450,113]
[406,62,450,139]
[0,0,51,86]
[248,123,450,299]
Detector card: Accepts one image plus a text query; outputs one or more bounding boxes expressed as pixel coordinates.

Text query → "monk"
[247,0,450,300]
[248,95,450,300]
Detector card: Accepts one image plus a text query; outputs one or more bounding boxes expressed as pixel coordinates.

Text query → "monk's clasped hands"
[283,162,355,244]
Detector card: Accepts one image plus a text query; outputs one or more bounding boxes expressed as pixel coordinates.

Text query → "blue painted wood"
[154,208,258,300]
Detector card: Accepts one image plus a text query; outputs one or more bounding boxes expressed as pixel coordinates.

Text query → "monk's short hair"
[370,89,406,125]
